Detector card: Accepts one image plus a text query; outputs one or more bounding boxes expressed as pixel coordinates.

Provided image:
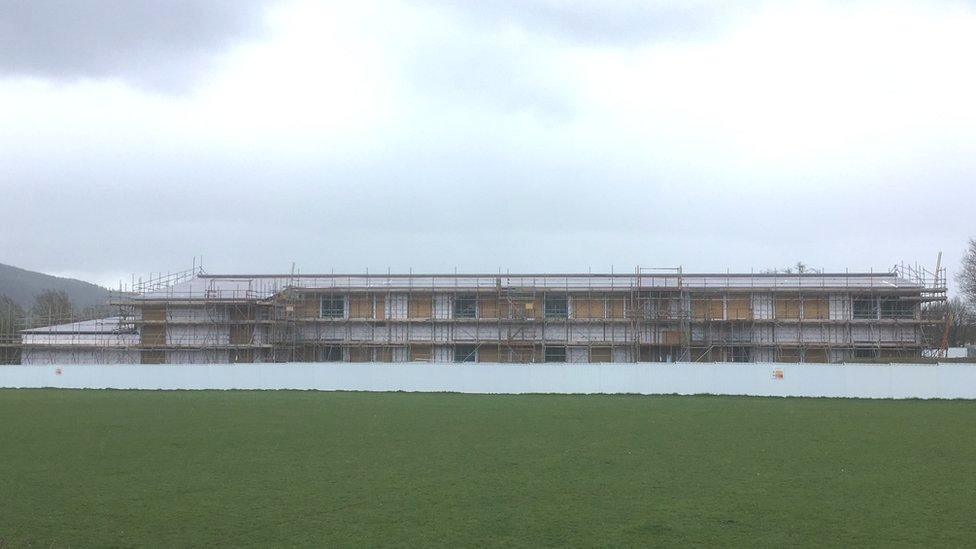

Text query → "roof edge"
[198,272,899,279]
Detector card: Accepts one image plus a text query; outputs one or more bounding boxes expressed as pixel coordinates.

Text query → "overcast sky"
[1,0,974,288]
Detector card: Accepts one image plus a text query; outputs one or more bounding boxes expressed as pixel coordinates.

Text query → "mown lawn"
[0,390,974,547]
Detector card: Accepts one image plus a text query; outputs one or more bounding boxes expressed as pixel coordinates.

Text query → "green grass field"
[1,390,974,547]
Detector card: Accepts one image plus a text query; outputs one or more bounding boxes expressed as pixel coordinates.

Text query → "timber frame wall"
[103,265,948,365]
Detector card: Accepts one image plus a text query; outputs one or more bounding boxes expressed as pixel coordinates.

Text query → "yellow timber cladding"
[121,267,946,364]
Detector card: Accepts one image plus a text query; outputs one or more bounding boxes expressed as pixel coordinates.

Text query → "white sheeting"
[1,362,975,399]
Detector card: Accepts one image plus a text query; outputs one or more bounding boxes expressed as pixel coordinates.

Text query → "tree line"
[1,289,77,331]
[929,238,976,347]
[0,289,112,364]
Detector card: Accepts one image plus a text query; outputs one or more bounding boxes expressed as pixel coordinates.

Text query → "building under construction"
[16,263,948,365]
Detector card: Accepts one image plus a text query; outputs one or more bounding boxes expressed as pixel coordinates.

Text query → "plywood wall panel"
[295,293,321,319]
[778,348,801,363]
[608,297,626,319]
[229,325,253,345]
[349,347,372,362]
[141,325,166,346]
[140,350,166,364]
[663,331,683,346]
[803,297,829,320]
[804,348,828,363]
[727,296,752,320]
[349,295,373,319]
[143,306,166,322]
[410,344,432,362]
[408,295,432,319]
[775,297,800,320]
[691,296,723,320]
[506,345,537,363]
[590,347,612,362]
[375,295,386,320]
[479,297,499,319]
[478,344,499,362]
[573,297,604,319]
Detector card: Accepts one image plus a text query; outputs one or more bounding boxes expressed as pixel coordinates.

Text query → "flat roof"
[21,316,134,335]
[130,271,928,301]
[198,272,895,279]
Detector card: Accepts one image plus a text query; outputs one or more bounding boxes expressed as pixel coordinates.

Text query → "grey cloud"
[0,0,971,288]
[0,1,274,91]
[418,0,754,47]
[394,0,755,118]
[2,129,970,281]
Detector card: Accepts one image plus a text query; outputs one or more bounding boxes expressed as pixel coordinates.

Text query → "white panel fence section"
[1,363,975,399]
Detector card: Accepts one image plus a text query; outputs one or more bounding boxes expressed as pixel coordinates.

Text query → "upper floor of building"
[117,268,945,325]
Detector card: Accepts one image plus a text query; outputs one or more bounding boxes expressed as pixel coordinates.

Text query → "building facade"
[20,265,946,365]
[20,317,139,365]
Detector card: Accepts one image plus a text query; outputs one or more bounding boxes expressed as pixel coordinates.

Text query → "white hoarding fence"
[1,362,975,399]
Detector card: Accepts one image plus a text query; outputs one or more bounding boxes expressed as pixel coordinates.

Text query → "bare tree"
[0,295,25,364]
[762,262,817,275]
[958,238,976,309]
[0,295,25,334]
[30,289,74,327]
[923,297,976,347]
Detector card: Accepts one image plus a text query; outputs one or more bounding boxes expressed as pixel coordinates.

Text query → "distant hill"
[0,263,111,311]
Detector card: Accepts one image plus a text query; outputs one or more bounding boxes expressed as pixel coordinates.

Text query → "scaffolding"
[1,291,128,364]
[13,263,948,365]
